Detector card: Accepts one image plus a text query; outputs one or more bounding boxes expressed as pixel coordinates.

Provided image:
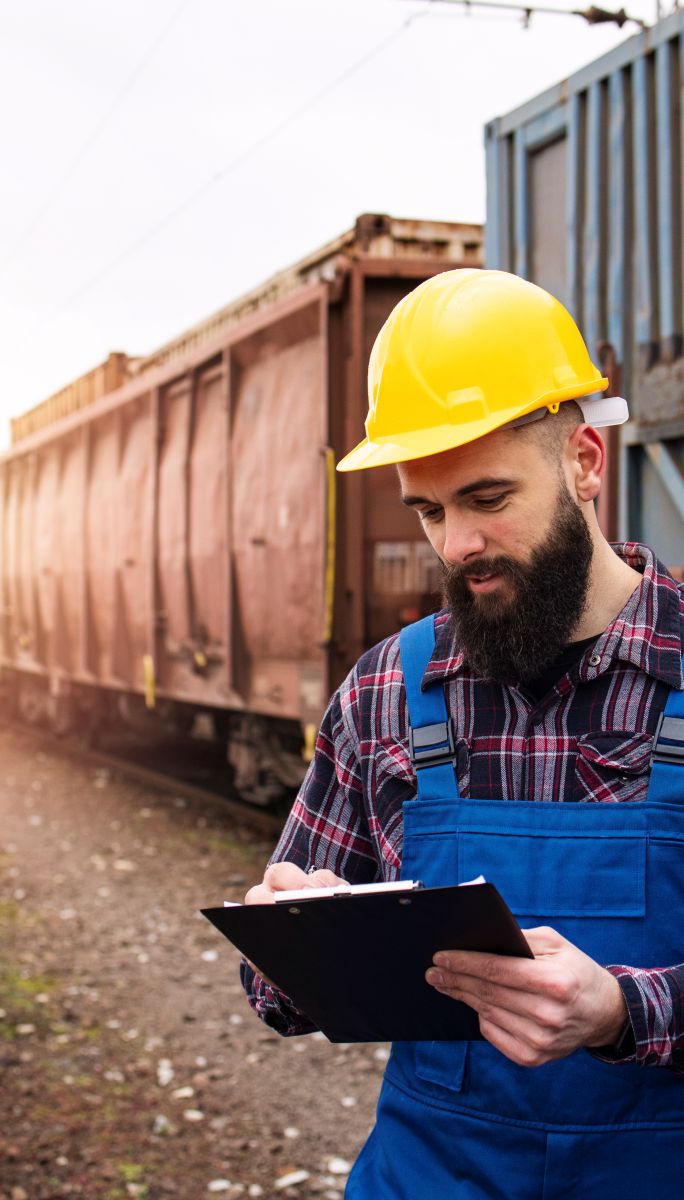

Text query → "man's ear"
[567,424,605,503]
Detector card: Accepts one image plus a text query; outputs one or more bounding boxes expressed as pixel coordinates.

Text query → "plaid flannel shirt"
[241,543,684,1073]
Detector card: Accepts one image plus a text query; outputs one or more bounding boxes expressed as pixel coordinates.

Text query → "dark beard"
[442,483,594,684]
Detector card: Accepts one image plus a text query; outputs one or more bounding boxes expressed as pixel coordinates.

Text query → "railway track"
[5,718,287,838]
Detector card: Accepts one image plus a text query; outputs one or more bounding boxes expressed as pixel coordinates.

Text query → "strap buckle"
[408,720,457,771]
[651,711,684,767]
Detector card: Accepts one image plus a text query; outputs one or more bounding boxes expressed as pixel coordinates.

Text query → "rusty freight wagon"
[0,214,483,805]
[485,11,684,570]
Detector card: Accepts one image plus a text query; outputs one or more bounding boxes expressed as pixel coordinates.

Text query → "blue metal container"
[485,11,684,566]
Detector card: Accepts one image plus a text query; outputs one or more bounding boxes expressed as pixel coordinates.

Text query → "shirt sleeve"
[590,964,684,1074]
[240,668,380,1036]
[239,958,317,1036]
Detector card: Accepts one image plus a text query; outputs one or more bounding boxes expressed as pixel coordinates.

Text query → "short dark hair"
[517,399,584,460]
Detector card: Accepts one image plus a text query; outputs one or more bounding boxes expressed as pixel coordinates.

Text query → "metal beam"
[643,441,684,520]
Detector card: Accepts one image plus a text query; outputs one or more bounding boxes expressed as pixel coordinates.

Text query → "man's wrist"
[584,969,629,1048]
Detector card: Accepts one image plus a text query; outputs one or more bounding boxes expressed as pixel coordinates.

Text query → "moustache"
[443,556,523,585]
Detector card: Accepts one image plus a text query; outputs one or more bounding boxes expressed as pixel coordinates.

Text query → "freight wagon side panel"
[34,449,60,666]
[84,401,151,689]
[362,277,445,647]
[86,413,122,682]
[2,433,86,684]
[156,365,230,706]
[485,11,684,571]
[3,460,32,669]
[55,433,85,674]
[188,367,229,682]
[113,399,152,684]
[229,299,327,726]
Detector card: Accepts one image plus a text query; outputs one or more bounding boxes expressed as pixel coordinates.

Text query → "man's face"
[397,428,594,683]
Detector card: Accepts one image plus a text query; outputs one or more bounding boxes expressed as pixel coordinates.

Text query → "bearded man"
[241,271,684,1197]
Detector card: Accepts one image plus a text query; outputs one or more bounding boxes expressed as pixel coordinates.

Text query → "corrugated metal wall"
[485,10,684,567]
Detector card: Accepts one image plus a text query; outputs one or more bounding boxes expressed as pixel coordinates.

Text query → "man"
[241,270,684,1195]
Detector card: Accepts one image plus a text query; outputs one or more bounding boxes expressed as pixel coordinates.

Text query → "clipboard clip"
[408,720,457,771]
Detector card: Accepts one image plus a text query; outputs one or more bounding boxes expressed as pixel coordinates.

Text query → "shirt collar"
[421,542,684,692]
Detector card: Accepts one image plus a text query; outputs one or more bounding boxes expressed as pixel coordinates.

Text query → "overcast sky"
[0,0,662,448]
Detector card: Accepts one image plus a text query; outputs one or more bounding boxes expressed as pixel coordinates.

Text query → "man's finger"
[426,970,555,1023]
[477,1015,556,1068]
[304,869,344,888]
[245,862,344,904]
[244,883,278,905]
[433,927,564,982]
[428,979,567,1064]
[431,950,541,993]
[262,862,313,892]
[245,861,310,903]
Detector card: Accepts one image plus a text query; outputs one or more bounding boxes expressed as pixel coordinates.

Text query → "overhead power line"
[25,0,636,332]
[0,0,192,278]
[405,0,648,29]
[34,11,427,326]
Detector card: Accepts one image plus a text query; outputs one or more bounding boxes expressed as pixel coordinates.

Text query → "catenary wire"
[32,9,430,327]
[406,0,647,28]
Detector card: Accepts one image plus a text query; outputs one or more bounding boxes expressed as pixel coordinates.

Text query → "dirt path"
[0,729,387,1200]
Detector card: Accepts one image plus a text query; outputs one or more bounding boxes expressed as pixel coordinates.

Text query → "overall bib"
[346,615,684,1199]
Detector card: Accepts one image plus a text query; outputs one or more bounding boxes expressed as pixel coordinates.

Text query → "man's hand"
[425,926,628,1067]
[244,861,343,904]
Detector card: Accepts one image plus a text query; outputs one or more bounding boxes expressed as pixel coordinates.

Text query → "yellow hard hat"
[337,269,612,472]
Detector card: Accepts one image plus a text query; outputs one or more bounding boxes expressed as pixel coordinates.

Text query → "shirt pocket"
[573,732,653,803]
[372,738,414,786]
[372,736,471,796]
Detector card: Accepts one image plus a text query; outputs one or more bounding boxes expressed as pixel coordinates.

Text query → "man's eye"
[418,507,443,523]
[474,494,507,509]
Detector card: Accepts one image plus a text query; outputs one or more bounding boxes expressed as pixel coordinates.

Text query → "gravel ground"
[0,728,387,1200]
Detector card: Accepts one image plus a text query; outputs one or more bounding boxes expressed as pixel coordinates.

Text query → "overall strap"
[648,658,684,804]
[399,615,460,803]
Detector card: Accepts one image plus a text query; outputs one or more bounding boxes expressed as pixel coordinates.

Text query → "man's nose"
[442,515,486,566]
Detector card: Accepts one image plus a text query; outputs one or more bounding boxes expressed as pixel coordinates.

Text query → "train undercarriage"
[1,667,307,809]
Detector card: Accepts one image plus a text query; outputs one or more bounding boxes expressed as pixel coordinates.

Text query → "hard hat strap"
[506,407,550,430]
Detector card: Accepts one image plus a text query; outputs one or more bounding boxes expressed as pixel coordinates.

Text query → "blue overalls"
[346,615,684,1199]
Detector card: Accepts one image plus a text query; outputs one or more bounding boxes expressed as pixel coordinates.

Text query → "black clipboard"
[202,882,531,1042]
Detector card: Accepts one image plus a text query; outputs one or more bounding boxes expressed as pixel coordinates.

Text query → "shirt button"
[589,653,601,667]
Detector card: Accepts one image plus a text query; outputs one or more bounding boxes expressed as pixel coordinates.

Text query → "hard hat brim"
[336,386,624,473]
[337,425,492,472]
